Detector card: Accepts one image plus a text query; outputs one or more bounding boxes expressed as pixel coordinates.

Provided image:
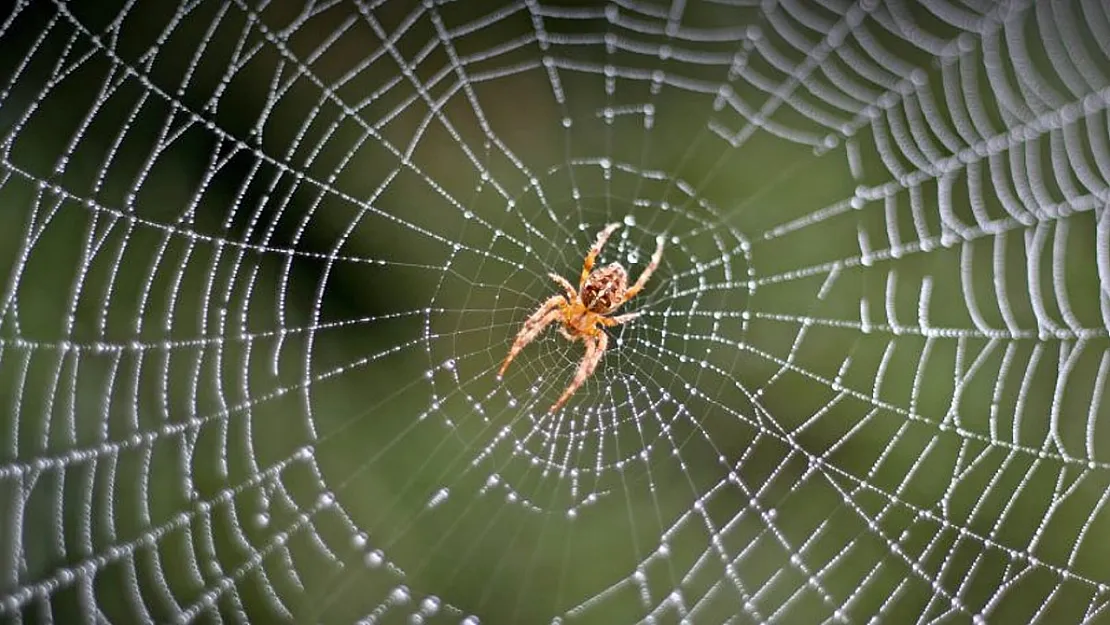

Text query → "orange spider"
[498,222,664,412]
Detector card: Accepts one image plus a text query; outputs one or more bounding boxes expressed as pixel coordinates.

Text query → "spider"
[498,222,664,412]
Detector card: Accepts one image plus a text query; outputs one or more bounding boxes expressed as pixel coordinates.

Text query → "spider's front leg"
[550,330,609,413]
[498,294,566,379]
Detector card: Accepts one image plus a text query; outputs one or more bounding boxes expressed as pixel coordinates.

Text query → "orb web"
[1,0,1109,623]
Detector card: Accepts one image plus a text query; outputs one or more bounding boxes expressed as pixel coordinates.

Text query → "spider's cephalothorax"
[498,222,665,412]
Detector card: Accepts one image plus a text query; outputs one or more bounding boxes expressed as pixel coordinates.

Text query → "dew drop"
[427,487,450,509]
[421,596,441,614]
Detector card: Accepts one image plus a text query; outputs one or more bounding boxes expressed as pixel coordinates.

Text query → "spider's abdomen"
[581,263,628,313]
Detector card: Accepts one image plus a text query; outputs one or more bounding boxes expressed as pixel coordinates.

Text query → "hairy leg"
[548,272,577,300]
[622,234,665,302]
[550,330,609,413]
[498,295,565,378]
[601,312,640,326]
[580,222,622,290]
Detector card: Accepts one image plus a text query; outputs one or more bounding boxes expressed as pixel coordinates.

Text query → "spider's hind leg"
[580,223,622,289]
[622,234,665,302]
[549,272,577,300]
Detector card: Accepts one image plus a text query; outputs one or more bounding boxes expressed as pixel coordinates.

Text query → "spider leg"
[601,312,640,326]
[580,222,622,290]
[550,331,609,413]
[548,272,577,300]
[621,234,665,302]
[498,295,566,379]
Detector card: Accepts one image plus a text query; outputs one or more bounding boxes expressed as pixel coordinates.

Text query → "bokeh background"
[2,1,1110,623]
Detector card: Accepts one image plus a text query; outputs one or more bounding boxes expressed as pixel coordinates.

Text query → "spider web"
[2,0,1110,622]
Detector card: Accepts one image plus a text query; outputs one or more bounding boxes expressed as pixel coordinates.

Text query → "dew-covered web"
[3,0,1110,623]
